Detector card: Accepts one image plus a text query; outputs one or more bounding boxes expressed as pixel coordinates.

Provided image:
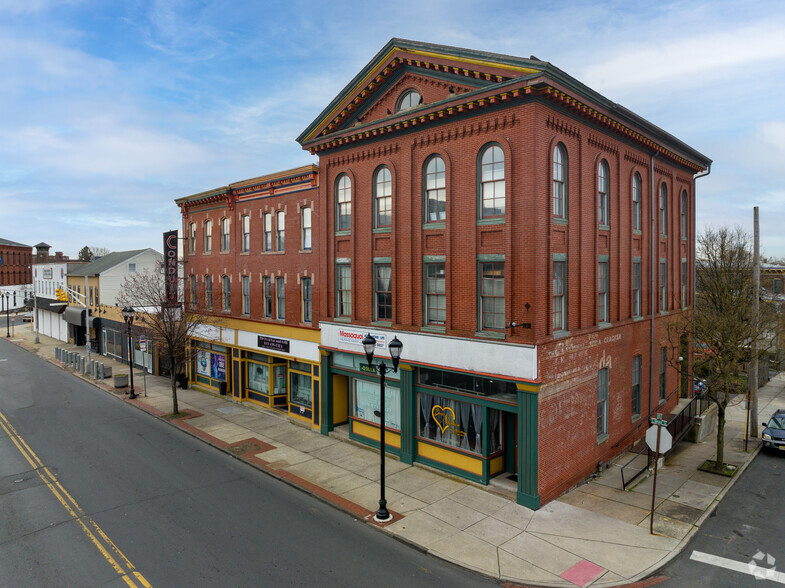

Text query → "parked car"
[762,409,785,453]
[20,312,34,322]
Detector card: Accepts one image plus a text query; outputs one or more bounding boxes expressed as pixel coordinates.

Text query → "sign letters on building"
[257,336,290,353]
[163,230,178,305]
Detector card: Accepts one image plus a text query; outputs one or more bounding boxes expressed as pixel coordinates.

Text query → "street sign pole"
[648,414,669,535]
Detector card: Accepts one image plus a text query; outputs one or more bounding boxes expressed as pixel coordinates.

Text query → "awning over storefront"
[63,306,86,326]
[34,297,68,313]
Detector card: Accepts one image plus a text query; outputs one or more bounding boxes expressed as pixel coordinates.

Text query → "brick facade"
[0,238,32,287]
[299,39,711,506]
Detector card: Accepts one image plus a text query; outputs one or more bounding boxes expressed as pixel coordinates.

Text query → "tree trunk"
[170,369,180,414]
[715,404,726,469]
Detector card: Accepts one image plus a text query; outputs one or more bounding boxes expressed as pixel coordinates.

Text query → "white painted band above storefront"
[191,323,321,363]
[321,322,537,382]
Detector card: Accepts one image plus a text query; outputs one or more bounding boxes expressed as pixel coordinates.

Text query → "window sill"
[335,317,351,323]
[659,310,670,316]
[475,330,505,340]
[423,222,446,230]
[597,433,609,445]
[553,217,568,226]
[421,325,447,334]
[335,230,351,237]
[633,229,642,235]
[599,224,610,231]
[631,414,641,424]
[373,227,392,234]
[477,217,505,226]
[371,321,392,327]
[598,321,611,329]
[553,329,570,340]
[633,315,644,321]
[240,251,250,256]
[261,250,286,255]
[299,249,313,254]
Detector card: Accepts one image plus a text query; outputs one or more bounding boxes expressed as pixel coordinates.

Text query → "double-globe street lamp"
[122,306,137,400]
[362,333,403,523]
[3,291,10,338]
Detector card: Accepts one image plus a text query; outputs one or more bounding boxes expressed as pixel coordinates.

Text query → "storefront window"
[194,342,227,388]
[290,372,312,408]
[273,364,287,395]
[353,379,400,431]
[418,392,502,455]
[247,362,269,394]
[418,367,516,402]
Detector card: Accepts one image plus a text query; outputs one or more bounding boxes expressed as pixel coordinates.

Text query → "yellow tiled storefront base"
[417,441,483,476]
[351,420,401,449]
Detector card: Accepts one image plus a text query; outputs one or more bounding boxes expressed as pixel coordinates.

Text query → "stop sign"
[646,425,673,454]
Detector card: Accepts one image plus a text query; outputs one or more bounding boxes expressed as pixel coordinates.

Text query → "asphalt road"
[0,338,497,587]
[655,448,785,587]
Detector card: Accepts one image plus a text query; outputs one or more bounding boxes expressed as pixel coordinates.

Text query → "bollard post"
[99,363,104,380]
[55,347,59,361]
[81,356,86,375]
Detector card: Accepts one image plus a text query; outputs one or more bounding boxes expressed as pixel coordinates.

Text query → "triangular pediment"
[297,38,546,148]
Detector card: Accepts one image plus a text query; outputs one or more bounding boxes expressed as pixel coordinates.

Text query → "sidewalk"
[8,326,785,587]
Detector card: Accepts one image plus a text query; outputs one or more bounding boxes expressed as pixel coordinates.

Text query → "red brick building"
[0,237,33,310]
[176,166,322,426]
[296,39,711,508]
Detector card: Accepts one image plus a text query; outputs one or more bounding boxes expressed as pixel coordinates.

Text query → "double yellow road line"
[0,409,151,587]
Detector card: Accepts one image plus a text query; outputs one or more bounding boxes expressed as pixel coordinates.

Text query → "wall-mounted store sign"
[338,328,386,349]
[43,268,53,279]
[257,335,290,353]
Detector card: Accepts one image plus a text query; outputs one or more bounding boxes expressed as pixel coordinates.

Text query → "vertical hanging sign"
[163,230,179,305]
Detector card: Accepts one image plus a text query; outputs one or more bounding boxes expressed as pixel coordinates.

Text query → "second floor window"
[263,276,272,317]
[276,211,285,251]
[242,215,250,252]
[301,207,312,250]
[374,264,392,321]
[553,260,566,331]
[598,160,609,226]
[425,262,446,325]
[660,259,667,311]
[204,220,212,252]
[659,183,668,236]
[263,213,272,251]
[221,218,230,251]
[222,275,230,311]
[337,264,351,317]
[276,277,285,319]
[205,275,213,309]
[553,144,566,219]
[682,259,688,308]
[302,278,312,322]
[632,261,642,317]
[336,174,352,231]
[632,355,641,418]
[480,262,504,330]
[598,261,609,323]
[188,278,195,307]
[242,275,250,315]
[480,144,505,218]
[375,167,392,228]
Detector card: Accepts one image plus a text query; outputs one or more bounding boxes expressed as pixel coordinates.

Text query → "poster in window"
[247,363,268,393]
[196,349,210,377]
[211,353,226,381]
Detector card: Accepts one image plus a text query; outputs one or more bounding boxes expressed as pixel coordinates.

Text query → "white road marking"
[691,550,785,584]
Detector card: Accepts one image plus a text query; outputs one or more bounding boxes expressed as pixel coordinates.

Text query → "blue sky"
[1,0,784,259]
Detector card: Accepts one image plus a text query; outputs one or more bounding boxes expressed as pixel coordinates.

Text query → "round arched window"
[396,89,422,112]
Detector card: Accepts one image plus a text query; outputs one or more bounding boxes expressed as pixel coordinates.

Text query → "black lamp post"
[122,306,137,399]
[362,333,403,523]
[4,292,9,338]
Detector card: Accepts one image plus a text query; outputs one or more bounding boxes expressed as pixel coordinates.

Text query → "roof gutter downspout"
[650,154,657,420]
[691,163,712,390]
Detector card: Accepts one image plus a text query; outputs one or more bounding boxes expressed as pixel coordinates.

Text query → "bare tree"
[118,269,210,415]
[691,226,774,471]
[90,246,112,258]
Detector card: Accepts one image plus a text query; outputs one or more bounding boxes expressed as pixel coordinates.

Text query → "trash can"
[178,374,188,389]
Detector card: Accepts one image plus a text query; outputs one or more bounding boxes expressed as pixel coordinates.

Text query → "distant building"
[32,243,83,343]
[0,237,33,310]
[66,249,163,372]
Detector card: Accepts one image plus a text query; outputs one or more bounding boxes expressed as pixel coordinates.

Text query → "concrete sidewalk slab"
[9,326,785,587]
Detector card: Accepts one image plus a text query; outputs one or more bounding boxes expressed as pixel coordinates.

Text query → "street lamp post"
[4,292,9,338]
[122,306,137,399]
[362,333,403,523]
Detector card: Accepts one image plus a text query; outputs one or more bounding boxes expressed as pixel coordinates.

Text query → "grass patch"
[699,460,739,477]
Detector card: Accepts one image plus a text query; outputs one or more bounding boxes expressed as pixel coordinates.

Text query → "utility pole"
[749,206,760,440]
